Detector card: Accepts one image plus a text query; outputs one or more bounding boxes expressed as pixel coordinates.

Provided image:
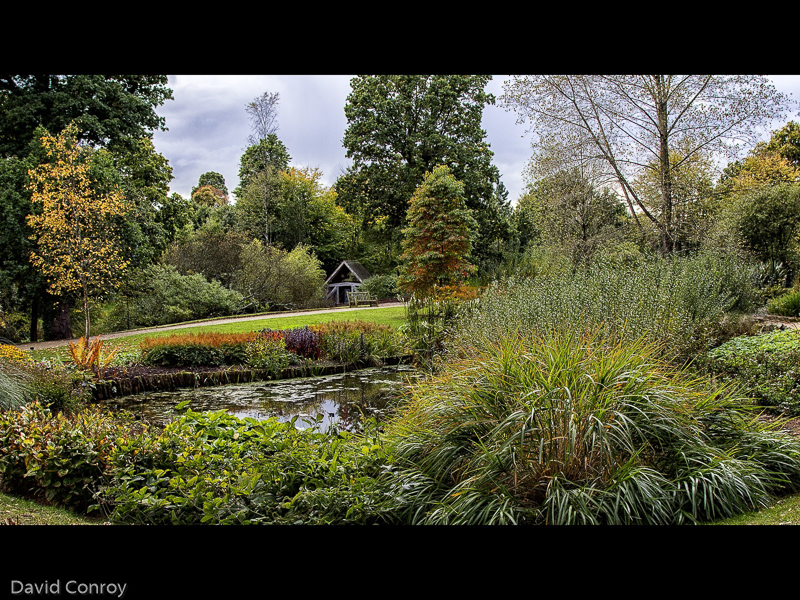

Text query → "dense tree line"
[2,74,799,343]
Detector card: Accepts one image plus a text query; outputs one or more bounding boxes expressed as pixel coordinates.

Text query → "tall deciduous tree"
[715,183,800,284]
[26,125,130,339]
[0,75,172,158]
[501,75,792,254]
[272,167,352,272]
[399,165,477,299]
[520,168,627,265]
[633,142,718,253]
[341,75,501,264]
[234,134,291,242]
[0,153,43,340]
[0,74,172,340]
[193,171,228,197]
[761,120,800,168]
[244,91,281,245]
[192,185,229,207]
[112,137,175,269]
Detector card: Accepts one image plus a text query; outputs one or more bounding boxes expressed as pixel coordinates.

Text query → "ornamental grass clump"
[379,325,800,525]
[0,357,33,410]
[0,354,88,413]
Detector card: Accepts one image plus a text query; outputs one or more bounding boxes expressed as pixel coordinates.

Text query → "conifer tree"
[399,165,477,299]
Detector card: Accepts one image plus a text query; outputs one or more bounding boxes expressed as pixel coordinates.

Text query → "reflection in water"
[106,365,421,430]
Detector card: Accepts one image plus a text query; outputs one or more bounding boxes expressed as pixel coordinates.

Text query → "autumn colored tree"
[191,184,229,207]
[26,125,130,339]
[399,165,477,299]
[1,75,172,341]
[193,171,229,197]
[272,167,352,271]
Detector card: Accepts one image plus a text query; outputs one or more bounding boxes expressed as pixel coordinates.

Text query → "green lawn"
[709,492,800,525]
[0,490,109,525]
[2,487,797,526]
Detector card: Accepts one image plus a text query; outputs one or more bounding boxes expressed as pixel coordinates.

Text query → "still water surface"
[106,365,422,430]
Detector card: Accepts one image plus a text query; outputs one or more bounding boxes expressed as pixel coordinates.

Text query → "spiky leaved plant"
[68,336,120,377]
[0,358,33,411]
[379,324,800,525]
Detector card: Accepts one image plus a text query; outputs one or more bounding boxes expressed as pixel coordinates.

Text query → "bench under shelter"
[325,260,373,305]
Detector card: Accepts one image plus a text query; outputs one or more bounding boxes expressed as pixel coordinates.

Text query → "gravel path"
[16,301,405,352]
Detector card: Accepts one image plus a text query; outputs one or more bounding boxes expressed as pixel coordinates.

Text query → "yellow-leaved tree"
[26,124,130,340]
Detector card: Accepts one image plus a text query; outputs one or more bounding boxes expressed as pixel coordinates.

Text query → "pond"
[105,365,422,430]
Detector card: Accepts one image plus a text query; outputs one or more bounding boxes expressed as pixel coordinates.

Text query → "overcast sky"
[151,75,800,206]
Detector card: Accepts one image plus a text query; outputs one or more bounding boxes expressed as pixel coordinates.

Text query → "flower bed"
[88,322,411,400]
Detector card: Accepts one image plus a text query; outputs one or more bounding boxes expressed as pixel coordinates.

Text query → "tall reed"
[453,252,758,361]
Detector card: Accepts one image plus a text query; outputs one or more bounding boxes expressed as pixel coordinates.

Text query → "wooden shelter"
[325,260,371,305]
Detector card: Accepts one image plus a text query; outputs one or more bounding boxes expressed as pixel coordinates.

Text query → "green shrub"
[454,252,758,361]
[232,241,326,311]
[0,403,144,512]
[141,344,227,367]
[360,274,399,300]
[700,328,800,415]
[767,287,800,317]
[246,337,292,372]
[107,264,246,331]
[103,409,390,525]
[379,326,800,525]
[0,309,32,343]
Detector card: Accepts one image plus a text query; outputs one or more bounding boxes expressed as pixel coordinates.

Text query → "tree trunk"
[655,76,674,255]
[42,296,72,341]
[29,295,39,343]
[82,280,90,340]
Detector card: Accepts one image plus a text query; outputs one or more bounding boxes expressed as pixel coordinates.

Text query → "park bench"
[347,291,379,308]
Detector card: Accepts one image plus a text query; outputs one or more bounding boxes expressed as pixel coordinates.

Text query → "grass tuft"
[380,324,800,525]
